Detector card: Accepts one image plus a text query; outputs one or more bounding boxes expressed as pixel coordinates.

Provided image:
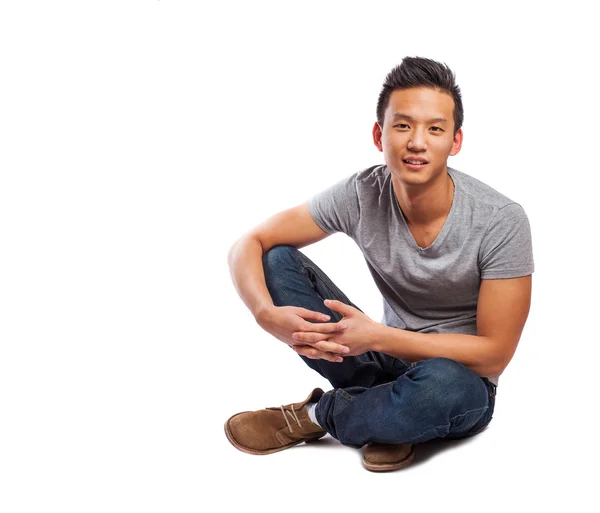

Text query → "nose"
[408,129,427,151]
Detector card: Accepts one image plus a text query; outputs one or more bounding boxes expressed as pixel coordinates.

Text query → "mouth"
[402,159,429,170]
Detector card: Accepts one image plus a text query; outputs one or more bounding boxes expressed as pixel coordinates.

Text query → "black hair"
[376,56,463,135]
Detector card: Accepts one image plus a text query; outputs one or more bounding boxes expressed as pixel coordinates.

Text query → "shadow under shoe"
[362,443,415,472]
[224,388,327,455]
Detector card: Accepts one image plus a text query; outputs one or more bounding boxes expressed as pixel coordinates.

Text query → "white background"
[1,1,598,511]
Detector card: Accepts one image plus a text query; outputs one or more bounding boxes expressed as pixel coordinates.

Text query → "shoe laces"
[279,404,302,433]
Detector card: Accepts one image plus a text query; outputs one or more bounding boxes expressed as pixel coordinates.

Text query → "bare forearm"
[227,236,274,319]
[372,325,502,378]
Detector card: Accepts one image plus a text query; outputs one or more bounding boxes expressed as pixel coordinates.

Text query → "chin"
[394,166,429,179]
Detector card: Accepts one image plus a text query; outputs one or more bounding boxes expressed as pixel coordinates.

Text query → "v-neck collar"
[392,167,458,253]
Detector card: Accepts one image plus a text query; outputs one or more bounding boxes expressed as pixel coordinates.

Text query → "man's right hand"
[255,305,349,363]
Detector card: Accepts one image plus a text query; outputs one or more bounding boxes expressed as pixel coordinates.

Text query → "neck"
[392,167,455,226]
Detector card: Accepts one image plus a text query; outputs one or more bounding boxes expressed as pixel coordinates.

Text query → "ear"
[449,128,463,156]
[372,121,383,152]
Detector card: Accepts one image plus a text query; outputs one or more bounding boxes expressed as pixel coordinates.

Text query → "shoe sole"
[362,445,416,472]
[224,412,326,455]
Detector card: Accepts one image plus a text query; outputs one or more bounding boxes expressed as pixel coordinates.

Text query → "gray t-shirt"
[307,164,535,386]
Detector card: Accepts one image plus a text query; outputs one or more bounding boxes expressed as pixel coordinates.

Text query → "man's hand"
[255,305,350,362]
[291,299,381,358]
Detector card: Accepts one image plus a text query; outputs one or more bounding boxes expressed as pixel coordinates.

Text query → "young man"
[225,56,534,472]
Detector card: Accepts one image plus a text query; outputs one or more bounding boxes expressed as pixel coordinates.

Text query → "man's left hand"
[291,299,381,358]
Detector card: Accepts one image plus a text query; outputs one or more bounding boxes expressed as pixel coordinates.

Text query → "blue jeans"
[262,245,496,449]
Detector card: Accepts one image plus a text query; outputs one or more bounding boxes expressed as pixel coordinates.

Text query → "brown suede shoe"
[224,388,327,455]
[363,443,415,472]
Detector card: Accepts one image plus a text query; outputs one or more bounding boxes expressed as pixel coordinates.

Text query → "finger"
[294,345,343,363]
[297,308,331,322]
[301,320,346,334]
[324,298,355,316]
[312,340,350,355]
[293,331,329,343]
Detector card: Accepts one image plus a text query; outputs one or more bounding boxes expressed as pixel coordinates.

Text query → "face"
[373,87,462,187]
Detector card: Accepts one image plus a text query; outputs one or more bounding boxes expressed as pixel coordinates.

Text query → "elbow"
[483,356,510,380]
[227,235,264,265]
[483,365,504,380]
[228,235,245,260]
[481,336,515,379]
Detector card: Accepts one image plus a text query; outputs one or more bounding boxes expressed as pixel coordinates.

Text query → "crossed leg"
[262,245,495,448]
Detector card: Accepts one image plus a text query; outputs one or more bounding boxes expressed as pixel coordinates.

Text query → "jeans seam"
[298,257,365,313]
[300,262,352,307]
[299,259,384,372]
[449,405,488,424]
[338,389,354,402]
[413,405,489,441]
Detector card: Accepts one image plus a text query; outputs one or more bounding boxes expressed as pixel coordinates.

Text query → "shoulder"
[354,164,389,185]
[449,167,531,226]
[449,166,517,209]
[352,164,392,201]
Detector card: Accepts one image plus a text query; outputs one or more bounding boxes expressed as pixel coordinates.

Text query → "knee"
[420,357,468,381]
[413,357,482,408]
[261,245,304,295]
[262,244,300,275]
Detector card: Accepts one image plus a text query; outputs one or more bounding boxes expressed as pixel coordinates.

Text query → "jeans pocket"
[357,351,384,371]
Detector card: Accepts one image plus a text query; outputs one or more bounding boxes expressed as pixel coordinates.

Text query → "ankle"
[306,402,321,428]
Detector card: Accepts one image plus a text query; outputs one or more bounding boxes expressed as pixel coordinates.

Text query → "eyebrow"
[392,113,449,124]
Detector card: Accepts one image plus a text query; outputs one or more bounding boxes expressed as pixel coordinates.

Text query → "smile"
[403,160,428,169]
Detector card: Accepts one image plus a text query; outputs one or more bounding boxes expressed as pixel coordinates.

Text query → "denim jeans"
[262,245,496,448]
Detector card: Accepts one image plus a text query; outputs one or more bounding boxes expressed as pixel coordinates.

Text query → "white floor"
[2,2,598,512]
[213,356,594,513]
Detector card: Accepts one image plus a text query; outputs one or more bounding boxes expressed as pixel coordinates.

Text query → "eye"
[430,127,443,132]
[394,124,409,129]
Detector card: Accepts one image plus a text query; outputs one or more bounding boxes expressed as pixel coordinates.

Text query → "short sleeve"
[307,172,360,237]
[479,203,535,279]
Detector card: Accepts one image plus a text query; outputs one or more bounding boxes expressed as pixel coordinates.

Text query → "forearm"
[227,235,274,319]
[371,324,502,378]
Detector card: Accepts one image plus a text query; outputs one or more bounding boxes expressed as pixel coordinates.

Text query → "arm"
[371,275,532,378]
[228,235,275,318]
[228,204,350,361]
[228,202,331,319]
